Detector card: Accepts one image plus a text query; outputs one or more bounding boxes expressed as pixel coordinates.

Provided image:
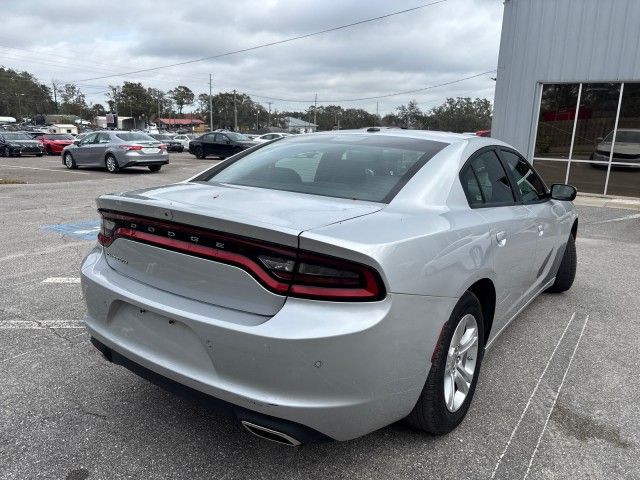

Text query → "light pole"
[16,93,25,122]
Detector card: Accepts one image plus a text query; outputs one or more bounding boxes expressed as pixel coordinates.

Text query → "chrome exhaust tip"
[240,421,302,447]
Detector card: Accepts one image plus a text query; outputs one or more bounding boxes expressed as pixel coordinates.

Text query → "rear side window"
[461,150,515,207]
[115,132,155,142]
[197,135,448,203]
[500,150,548,202]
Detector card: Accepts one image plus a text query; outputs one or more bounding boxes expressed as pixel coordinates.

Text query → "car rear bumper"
[7,146,43,155]
[80,246,455,441]
[122,159,169,167]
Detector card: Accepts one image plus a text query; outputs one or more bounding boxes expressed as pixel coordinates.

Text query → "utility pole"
[376,101,379,126]
[233,89,238,131]
[158,94,162,125]
[313,93,318,128]
[51,81,58,113]
[267,102,272,127]
[256,109,259,131]
[209,74,213,131]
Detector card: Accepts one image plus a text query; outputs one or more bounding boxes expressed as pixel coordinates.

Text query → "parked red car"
[39,134,75,155]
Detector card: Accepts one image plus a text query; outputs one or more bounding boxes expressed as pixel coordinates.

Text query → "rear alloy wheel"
[64,153,77,169]
[406,291,485,435]
[105,154,120,173]
[195,146,204,159]
[148,165,162,173]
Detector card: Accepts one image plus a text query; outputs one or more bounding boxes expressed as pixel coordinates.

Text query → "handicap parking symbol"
[41,219,101,241]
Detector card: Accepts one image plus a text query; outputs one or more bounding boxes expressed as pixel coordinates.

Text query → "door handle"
[537,224,544,236]
[496,231,507,247]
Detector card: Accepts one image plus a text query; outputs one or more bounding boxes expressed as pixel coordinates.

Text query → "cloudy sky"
[0,0,503,114]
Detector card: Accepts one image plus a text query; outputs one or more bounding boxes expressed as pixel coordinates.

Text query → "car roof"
[310,129,511,149]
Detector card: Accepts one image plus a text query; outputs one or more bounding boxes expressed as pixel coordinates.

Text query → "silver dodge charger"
[81,129,578,445]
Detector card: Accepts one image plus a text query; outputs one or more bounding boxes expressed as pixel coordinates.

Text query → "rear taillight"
[97,210,385,302]
[158,144,167,150]
[118,145,143,151]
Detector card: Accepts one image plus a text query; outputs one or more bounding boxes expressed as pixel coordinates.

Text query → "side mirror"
[73,140,80,146]
[225,139,231,144]
[550,183,577,201]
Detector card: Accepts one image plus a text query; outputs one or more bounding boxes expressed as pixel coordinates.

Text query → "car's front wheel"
[547,234,576,293]
[148,165,162,172]
[195,146,204,159]
[105,154,120,173]
[64,153,77,169]
[406,291,485,435]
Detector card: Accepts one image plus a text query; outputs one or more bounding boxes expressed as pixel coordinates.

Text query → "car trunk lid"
[97,182,382,315]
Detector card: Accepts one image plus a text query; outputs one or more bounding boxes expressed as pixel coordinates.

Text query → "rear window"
[3,132,31,140]
[116,132,156,141]
[197,134,448,203]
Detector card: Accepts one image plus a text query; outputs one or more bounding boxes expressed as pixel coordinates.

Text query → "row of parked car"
[0,128,294,173]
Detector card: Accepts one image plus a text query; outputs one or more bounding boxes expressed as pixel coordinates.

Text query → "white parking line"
[592,213,640,224]
[0,320,84,329]
[490,312,576,479]
[42,277,81,284]
[523,315,589,480]
[0,164,89,174]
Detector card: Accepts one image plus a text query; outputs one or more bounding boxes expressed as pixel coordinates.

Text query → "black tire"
[1,146,7,157]
[46,146,53,155]
[105,154,120,173]
[148,165,162,172]
[63,152,77,169]
[195,146,205,159]
[547,235,576,293]
[406,291,485,435]
[36,153,43,157]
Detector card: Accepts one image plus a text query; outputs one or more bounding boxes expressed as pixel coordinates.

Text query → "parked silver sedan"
[61,131,169,173]
[81,130,578,444]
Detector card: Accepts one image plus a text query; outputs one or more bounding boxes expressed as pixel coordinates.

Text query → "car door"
[200,133,216,156]
[80,132,107,166]
[215,134,233,157]
[89,132,112,166]
[499,148,560,294]
[73,132,97,165]
[460,148,539,328]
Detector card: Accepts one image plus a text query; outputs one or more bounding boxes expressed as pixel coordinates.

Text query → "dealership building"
[492,0,640,198]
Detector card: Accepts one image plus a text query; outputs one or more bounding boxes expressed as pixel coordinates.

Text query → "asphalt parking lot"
[1,154,639,479]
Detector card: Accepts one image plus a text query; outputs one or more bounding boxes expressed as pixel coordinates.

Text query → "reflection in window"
[572,83,620,160]
[534,84,580,159]
[568,162,607,195]
[531,160,568,187]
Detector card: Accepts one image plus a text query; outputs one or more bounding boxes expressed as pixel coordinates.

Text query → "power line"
[66,1,447,83]
[243,70,496,103]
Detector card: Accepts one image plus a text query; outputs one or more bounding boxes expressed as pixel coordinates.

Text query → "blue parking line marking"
[41,220,100,241]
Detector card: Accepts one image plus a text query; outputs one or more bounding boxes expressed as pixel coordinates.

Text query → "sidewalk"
[573,193,640,211]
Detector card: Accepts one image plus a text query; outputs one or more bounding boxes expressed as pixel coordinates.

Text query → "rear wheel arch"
[571,219,578,239]
[466,278,496,344]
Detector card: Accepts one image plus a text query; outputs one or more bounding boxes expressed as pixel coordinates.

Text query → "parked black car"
[0,131,44,157]
[188,132,258,159]
[149,134,184,152]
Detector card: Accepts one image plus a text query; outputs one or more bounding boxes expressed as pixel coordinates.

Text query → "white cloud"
[0,0,503,113]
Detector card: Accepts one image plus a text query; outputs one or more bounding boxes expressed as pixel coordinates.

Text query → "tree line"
[0,66,492,132]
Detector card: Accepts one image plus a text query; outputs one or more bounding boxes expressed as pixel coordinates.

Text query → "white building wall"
[492,0,640,158]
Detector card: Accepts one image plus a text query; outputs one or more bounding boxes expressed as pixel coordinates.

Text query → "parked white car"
[172,134,198,149]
